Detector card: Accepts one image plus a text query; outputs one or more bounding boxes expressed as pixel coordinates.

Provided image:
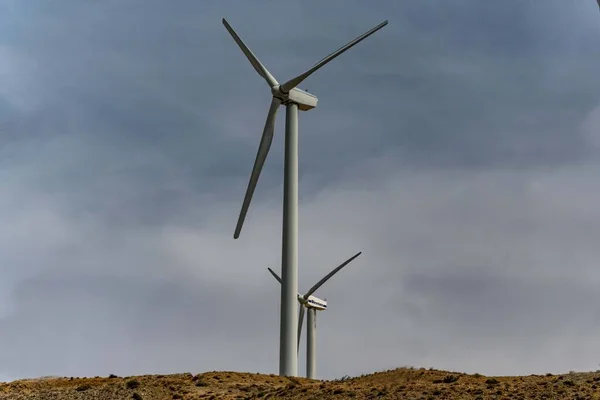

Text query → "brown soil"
[2,367,600,399]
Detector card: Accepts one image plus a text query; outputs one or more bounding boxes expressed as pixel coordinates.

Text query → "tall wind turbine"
[268,251,362,379]
[223,18,388,377]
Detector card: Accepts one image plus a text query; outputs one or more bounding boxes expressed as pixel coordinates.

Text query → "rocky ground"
[2,367,600,399]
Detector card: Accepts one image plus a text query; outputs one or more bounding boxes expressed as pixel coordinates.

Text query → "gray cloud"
[1,0,600,382]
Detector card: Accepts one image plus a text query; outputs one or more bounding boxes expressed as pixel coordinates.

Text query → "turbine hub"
[271,85,284,98]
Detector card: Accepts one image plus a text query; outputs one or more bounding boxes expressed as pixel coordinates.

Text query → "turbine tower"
[268,251,362,379]
[223,18,388,377]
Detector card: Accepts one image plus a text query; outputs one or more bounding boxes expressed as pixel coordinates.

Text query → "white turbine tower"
[223,18,388,377]
[267,251,362,379]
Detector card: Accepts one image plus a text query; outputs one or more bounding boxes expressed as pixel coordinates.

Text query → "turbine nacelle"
[305,295,327,310]
[272,85,318,111]
[297,294,327,310]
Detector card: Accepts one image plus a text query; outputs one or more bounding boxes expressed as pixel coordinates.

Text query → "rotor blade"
[234,97,281,239]
[280,20,388,93]
[303,251,362,299]
[267,267,282,284]
[222,18,279,88]
[297,305,305,353]
[267,269,305,302]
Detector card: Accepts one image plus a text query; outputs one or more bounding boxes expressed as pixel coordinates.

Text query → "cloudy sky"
[1,0,600,382]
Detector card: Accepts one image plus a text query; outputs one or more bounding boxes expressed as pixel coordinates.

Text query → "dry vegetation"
[2,367,600,399]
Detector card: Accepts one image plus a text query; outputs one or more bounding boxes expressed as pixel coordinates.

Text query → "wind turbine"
[267,251,362,379]
[223,18,388,377]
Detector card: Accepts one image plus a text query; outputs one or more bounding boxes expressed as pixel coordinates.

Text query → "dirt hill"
[2,367,600,399]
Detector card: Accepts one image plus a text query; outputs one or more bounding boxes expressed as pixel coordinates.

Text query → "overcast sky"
[1,0,600,382]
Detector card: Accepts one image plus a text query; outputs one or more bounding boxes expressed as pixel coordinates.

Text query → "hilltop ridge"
[2,367,600,399]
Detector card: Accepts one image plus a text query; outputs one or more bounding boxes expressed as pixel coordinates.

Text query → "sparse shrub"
[485,378,499,385]
[172,394,182,399]
[335,375,351,382]
[109,374,118,379]
[132,393,143,400]
[473,373,482,378]
[333,388,344,394]
[433,375,459,384]
[563,380,576,387]
[286,376,300,385]
[442,375,459,384]
[195,379,209,387]
[432,389,442,395]
[126,379,140,389]
[75,384,91,392]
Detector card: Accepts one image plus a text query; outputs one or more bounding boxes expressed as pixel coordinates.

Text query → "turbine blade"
[267,267,282,284]
[303,251,362,299]
[297,305,305,353]
[280,20,388,93]
[222,18,279,88]
[234,97,281,239]
[268,269,304,300]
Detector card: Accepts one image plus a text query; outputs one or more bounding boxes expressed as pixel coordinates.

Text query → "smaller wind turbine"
[267,251,362,379]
